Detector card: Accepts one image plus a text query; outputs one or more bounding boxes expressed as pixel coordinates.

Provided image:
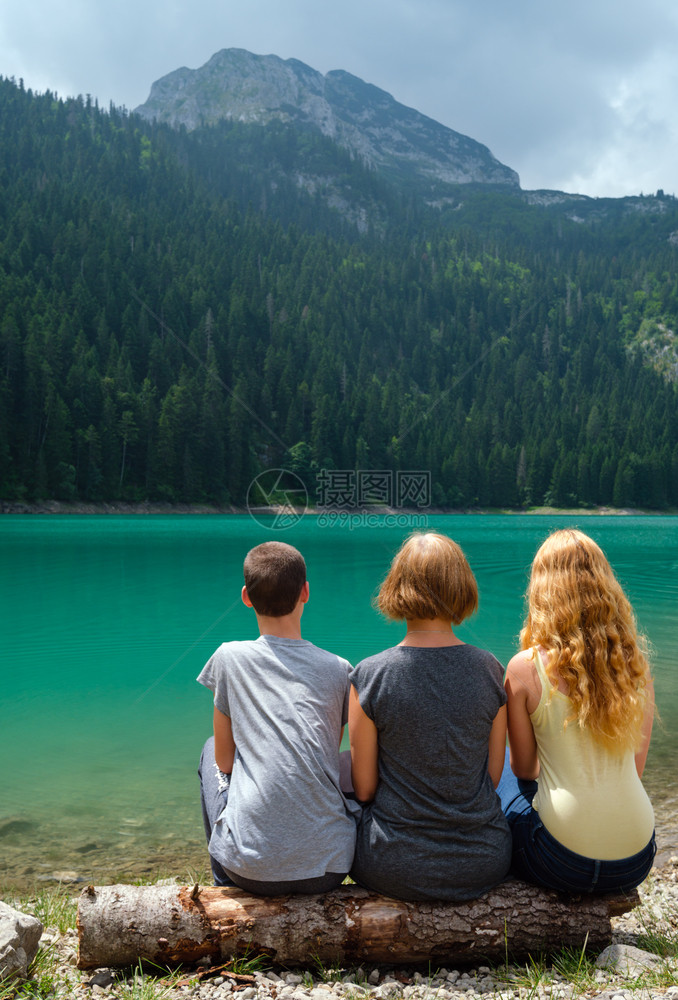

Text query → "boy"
[197,540,358,894]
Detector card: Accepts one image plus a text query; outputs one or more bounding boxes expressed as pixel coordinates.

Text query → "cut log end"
[76,880,640,970]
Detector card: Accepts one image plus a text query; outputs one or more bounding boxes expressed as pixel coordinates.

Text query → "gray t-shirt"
[197,635,359,881]
[350,643,511,901]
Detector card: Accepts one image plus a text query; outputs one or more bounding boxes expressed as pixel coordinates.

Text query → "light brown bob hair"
[521,528,650,750]
[243,541,306,617]
[377,532,478,623]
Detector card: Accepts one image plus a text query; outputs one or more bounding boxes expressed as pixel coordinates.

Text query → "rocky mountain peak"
[135,48,520,190]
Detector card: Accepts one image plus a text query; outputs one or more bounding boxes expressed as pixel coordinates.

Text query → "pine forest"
[1,76,678,510]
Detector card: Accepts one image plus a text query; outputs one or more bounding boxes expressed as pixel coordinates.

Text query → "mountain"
[1,76,678,511]
[134,48,520,194]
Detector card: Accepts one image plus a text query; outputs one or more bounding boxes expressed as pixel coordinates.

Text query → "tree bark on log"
[77,881,639,970]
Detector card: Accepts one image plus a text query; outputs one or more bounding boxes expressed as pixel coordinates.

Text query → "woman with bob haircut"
[349,532,511,901]
[498,528,656,894]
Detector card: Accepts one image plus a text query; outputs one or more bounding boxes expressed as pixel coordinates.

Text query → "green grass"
[226,946,270,975]
[627,873,678,980]
[308,953,349,983]
[502,937,678,998]
[635,909,678,958]
[0,887,78,998]
[128,865,212,887]
[29,888,78,935]
[551,934,593,988]
[2,885,78,935]
[113,962,184,1000]
[4,942,70,999]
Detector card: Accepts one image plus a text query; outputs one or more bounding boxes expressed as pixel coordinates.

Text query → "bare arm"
[488,704,508,788]
[635,675,655,778]
[213,706,236,774]
[348,684,379,802]
[505,651,540,781]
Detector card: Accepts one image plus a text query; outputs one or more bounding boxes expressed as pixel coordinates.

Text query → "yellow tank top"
[531,649,654,859]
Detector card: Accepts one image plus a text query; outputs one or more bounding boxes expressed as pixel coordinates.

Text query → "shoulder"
[505,649,542,707]
[197,641,252,691]
[353,646,400,673]
[459,643,505,678]
[214,639,261,661]
[460,643,502,664]
[351,646,401,688]
[263,640,353,697]
[200,639,260,672]
[296,640,353,676]
[507,648,535,672]
[506,649,536,681]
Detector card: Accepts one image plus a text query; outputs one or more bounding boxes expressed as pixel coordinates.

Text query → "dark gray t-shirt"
[350,643,511,901]
[197,635,359,881]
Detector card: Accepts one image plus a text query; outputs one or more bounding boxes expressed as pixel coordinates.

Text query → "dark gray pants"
[198,736,346,895]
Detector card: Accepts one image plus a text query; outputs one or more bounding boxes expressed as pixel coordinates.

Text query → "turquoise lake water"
[1,514,677,888]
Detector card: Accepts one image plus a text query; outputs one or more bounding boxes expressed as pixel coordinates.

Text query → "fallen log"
[77,881,639,969]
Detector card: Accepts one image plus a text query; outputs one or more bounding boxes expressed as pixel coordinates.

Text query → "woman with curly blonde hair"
[498,528,656,893]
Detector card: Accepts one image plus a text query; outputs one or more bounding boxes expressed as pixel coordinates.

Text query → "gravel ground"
[13,860,678,1000]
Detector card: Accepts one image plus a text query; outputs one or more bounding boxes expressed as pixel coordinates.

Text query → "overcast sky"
[2,0,677,197]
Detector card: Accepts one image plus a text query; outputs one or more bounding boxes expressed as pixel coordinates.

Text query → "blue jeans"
[198,737,346,895]
[497,749,656,894]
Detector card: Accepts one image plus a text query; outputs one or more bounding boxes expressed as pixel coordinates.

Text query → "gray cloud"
[1,0,677,196]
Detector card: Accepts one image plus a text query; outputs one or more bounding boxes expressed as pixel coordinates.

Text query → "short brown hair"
[377,532,478,624]
[243,542,307,617]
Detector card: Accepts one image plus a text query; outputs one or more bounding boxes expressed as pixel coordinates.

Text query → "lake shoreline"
[2,500,676,516]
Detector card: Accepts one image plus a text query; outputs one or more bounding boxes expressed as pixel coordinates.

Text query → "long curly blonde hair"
[521,528,650,751]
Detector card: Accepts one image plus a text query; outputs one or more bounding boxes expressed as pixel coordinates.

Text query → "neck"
[255,612,303,640]
[399,618,462,647]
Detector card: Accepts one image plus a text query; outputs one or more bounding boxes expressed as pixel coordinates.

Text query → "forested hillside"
[1,77,678,509]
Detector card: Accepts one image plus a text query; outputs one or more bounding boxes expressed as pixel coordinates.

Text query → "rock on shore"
[0,900,43,981]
